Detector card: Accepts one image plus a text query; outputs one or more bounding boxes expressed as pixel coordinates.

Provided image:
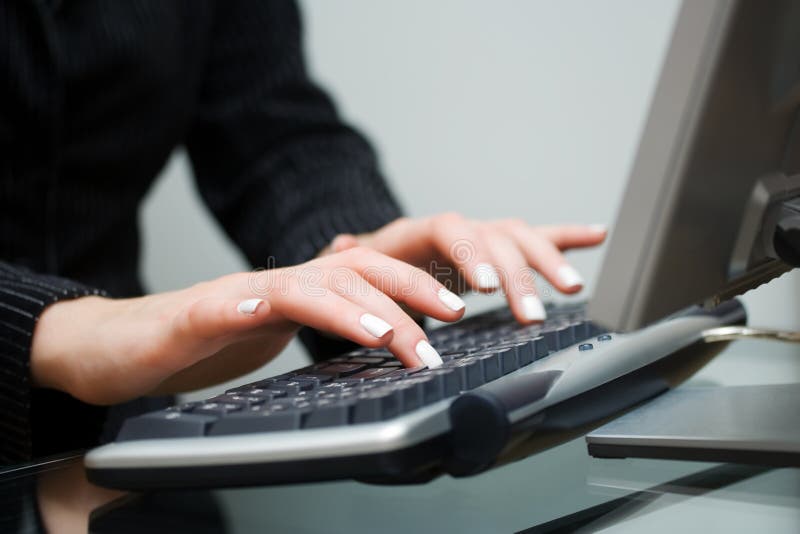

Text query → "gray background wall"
[140,0,798,399]
[135,2,799,531]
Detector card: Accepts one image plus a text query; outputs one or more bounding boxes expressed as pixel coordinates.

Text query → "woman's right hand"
[30,247,465,405]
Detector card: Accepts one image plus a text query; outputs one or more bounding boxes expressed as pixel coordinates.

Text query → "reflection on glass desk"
[1,340,798,533]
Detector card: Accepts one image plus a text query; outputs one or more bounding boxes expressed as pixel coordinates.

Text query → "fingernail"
[589,224,607,233]
[415,340,443,368]
[521,295,546,321]
[558,265,584,288]
[237,298,264,315]
[474,263,501,290]
[438,287,465,311]
[360,313,393,338]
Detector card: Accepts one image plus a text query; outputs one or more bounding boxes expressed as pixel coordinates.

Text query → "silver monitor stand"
[587,332,800,467]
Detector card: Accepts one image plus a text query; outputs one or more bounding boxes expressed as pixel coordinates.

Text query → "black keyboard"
[85,299,746,490]
[117,303,600,439]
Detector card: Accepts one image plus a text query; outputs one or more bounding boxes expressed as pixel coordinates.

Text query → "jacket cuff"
[0,263,104,464]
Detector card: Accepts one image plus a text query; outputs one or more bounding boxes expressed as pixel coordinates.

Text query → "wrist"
[30,296,112,396]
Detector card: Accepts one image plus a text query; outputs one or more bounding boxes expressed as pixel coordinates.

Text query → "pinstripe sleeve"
[0,262,104,464]
[187,0,403,269]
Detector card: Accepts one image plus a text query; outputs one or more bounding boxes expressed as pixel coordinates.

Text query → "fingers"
[481,231,547,324]
[427,212,502,292]
[330,233,361,253]
[265,283,396,349]
[172,297,272,342]
[336,246,466,322]
[534,224,607,250]
[505,224,585,294]
[329,268,441,367]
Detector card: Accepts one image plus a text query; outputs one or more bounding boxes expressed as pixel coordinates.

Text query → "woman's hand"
[326,214,607,323]
[30,247,464,405]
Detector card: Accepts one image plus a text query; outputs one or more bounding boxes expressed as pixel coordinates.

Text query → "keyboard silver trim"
[505,314,727,424]
[85,401,451,469]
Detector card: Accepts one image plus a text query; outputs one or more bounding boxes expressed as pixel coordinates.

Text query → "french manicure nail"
[474,263,501,290]
[521,295,546,321]
[415,340,443,368]
[237,298,264,315]
[438,287,465,311]
[558,265,585,288]
[360,313,393,338]
[589,224,607,233]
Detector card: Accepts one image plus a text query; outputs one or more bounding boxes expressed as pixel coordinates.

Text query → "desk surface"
[2,339,799,533]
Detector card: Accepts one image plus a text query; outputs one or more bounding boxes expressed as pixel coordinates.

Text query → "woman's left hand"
[325,213,607,323]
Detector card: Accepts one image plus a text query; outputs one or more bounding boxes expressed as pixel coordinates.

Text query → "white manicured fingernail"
[521,295,546,321]
[415,340,443,368]
[474,263,501,289]
[558,265,584,288]
[438,287,465,311]
[360,313,393,338]
[589,224,607,233]
[237,298,264,315]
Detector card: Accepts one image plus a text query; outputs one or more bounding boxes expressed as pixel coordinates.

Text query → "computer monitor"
[588,0,800,332]
[584,0,800,467]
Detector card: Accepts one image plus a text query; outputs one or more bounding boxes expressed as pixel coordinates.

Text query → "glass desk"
[2,339,799,533]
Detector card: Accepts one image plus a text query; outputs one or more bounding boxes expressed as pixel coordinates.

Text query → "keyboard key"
[352,387,402,423]
[263,385,290,398]
[415,368,460,398]
[319,382,357,393]
[268,398,313,412]
[530,335,549,360]
[304,399,355,428]
[339,389,359,402]
[294,374,334,385]
[380,366,426,380]
[208,394,267,408]
[348,367,396,380]
[477,353,501,382]
[445,356,483,390]
[497,348,518,375]
[398,384,422,412]
[193,402,242,416]
[117,412,217,441]
[245,387,280,399]
[316,363,368,377]
[267,372,298,382]
[209,409,303,435]
[169,401,202,413]
[270,380,315,396]
[346,356,387,364]
[556,325,575,349]
[399,375,443,406]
